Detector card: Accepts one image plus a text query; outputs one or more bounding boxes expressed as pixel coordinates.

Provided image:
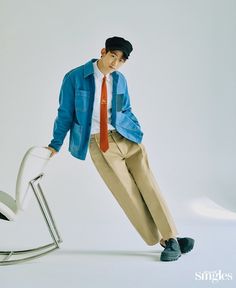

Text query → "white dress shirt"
[91,61,115,134]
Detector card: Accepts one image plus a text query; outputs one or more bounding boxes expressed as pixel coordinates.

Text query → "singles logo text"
[195,270,233,284]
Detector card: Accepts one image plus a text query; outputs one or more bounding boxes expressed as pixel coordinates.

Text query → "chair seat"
[0,191,17,221]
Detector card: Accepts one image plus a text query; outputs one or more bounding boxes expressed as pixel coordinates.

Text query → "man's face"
[100,48,126,73]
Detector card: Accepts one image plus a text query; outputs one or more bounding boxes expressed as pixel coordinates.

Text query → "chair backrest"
[15,146,52,211]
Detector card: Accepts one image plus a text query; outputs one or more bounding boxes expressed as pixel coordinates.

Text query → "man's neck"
[97,59,109,76]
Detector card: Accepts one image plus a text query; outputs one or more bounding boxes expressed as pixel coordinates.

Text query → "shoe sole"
[181,246,193,254]
[160,254,181,262]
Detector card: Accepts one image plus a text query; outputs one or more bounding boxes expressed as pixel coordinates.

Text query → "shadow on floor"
[55,249,163,261]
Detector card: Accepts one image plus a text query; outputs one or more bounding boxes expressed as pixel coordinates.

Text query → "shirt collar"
[93,61,111,82]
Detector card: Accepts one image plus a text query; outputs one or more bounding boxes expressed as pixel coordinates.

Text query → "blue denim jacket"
[49,59,143,160]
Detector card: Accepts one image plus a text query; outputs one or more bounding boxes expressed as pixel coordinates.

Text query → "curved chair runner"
[0,147,62,265]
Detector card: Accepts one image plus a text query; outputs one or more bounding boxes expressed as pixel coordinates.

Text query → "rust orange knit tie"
[100,76,109,152]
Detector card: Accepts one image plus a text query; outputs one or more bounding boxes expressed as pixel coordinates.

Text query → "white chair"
[0,146,62,265]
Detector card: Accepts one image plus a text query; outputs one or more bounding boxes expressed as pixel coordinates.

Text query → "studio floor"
[1,220,235,288]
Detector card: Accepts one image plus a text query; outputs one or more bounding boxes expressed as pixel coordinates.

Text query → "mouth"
[109,66,115,70]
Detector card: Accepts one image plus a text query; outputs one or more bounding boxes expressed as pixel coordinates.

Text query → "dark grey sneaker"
[177,237,195,254]
[160,238,181,261]
[160,237,195,254]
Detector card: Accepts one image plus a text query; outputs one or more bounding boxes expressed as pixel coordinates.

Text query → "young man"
[47,36,194,261]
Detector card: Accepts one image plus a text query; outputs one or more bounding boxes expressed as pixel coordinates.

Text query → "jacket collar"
[84,59,97,78]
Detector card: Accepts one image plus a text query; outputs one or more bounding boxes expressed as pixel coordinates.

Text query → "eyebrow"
[111,51,126,61]
[112,51,119,56]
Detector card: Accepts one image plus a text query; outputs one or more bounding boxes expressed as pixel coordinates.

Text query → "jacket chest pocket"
[75,90,90,112]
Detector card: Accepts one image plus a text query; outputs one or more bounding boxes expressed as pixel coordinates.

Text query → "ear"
[101,48,107,57]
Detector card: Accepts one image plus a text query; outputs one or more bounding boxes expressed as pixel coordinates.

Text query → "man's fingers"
[45,146,57,157]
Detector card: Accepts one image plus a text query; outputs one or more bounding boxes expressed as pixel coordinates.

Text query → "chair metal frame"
[0,173,62,265]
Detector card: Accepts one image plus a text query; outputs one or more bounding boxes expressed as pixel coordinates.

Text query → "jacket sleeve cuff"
[48,143,60,152]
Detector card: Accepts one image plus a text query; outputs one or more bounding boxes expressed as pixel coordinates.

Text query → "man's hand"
[45,146,58,157]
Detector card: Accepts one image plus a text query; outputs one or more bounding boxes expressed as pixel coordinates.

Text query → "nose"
[111,58,119,67]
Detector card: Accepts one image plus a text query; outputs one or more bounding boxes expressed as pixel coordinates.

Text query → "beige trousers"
[89,130,178,245]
